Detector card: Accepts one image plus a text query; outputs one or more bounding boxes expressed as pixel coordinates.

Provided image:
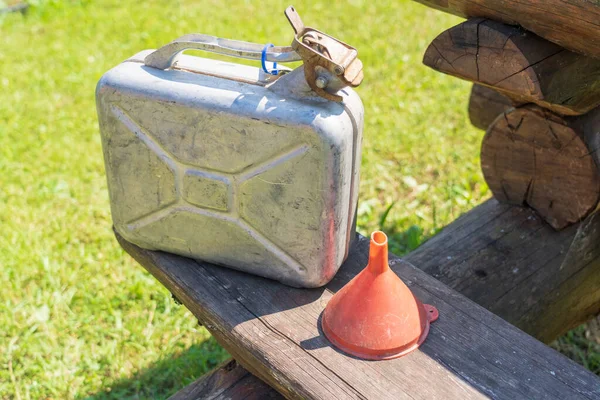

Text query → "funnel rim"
[321,314,432,360]
[371,231,388,247]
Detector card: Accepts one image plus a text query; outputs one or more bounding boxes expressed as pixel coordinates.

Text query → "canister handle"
[144,33,302,70]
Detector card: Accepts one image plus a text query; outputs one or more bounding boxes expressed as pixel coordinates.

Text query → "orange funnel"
[322,231,438,360]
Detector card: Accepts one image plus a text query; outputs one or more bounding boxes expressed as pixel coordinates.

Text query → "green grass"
[0,0,597,398]
[552,322,600,376]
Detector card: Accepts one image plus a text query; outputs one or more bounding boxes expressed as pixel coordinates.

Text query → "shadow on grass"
[81,336,229,400]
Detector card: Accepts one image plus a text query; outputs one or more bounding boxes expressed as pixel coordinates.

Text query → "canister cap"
[285,6,364,102]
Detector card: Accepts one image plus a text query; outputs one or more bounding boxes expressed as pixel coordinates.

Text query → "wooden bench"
[117,2,600,397]
[117,200,600,399]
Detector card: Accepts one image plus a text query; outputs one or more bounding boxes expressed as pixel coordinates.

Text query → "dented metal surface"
[97,40,364,287]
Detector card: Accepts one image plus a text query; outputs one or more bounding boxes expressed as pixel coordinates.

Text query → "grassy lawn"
[1,0,598,398]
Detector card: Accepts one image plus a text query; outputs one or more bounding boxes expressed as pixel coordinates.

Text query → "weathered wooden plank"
[423,19,600,116]
[117,229,600,399]
[406,199,600,343]
[412,0,600,60]
[168,359,282,400]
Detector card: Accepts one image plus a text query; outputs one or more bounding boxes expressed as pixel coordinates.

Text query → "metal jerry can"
[96,7,364,287]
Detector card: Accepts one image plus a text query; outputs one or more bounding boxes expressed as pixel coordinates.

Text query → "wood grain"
[423,19,600,116]
[406,199,600,343]
[480,105,600,229]
[117,230,600,399]
[168,359,282,400]
[468,84,515,130]
[412,0,600,60]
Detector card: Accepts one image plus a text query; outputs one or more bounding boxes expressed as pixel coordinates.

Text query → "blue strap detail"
[261,43,279,75]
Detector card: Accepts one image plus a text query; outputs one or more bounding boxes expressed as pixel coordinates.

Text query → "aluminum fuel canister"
[96,7,364,287]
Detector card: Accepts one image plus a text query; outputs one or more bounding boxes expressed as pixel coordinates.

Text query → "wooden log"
[480,105,600,230]
[423,18,600,116]
[468,84,515,130]
[406,199,600,344]
[573,106,600,170]
[168,359,282,400]
[117,231,600,400]
[412,0,600,60]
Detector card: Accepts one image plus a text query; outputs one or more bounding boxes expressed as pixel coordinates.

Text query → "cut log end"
[468,84,515,130]
[481,105,600,230]
[424,19,600,116]
[413,0,600,60]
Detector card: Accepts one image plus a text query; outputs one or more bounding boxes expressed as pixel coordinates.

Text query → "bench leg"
[168,359,282,400]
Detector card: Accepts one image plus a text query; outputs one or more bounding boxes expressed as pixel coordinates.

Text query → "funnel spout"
[368,231,389,274]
